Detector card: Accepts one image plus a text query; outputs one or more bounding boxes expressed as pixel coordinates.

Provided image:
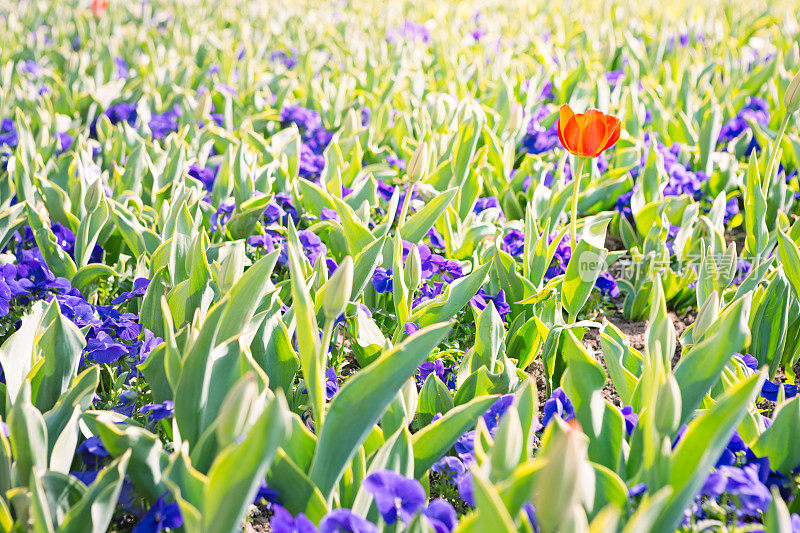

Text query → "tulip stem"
[763,113,790,192]
[397,181,416,229]
[316,319,335,425]
[569,157,590,253]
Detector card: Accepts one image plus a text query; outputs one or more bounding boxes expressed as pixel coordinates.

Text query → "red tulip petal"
[559,105,583,155]
[558,105,575,148]
[562,117,583,156]
[581,111,607,157]
[600,115,621,153]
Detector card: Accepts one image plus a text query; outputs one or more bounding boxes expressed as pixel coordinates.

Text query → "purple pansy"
[149,104,182,139]
[271,506,318,533]
[363,470,426,525]
[133,493,183,533]
[318,509,378,533]
[111,278,150,305]
[84,331,128,364]
[140,400,174,421]
[541,387,574,428]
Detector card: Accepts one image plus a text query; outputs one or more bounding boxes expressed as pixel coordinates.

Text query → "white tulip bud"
[323,256,353,322]
[785,71,800,114]
[407,141,428,182]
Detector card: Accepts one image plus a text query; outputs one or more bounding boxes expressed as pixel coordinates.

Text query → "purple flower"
[298,143,326,179]
[431,457,466,482]
[188,164,218,193]
[280,105,322,132]
[0,118,18,148]
[303,128,333,155]
[91,102,137,137]
[99,310,141,340]
[522,106,559,155]
[470,288,510,321]
[720,198,740,225]
[628,483,648,499]
[621,406,638,436]
[419,360,448,383]
[761,379,798,402]
[0,264,30,316]
[249,231,282,251]
[133,329,163,364]
[270,50,298,69]
[502,229,525,257]
[325,367,339,400]
[521,503,540,531]
[403,322,419,335]
[734,353,759,371]
[85,331,128,364]
[541,387,574,428]
[149,104,182,139]
[271,506,318,533]
[278,230,327,266]
[454,430,476,463]
[133,493,183,533]
[210,199,236,233]
[376,180,396,202]
[702,464,772,517]
[386,154,406,170]
[457,472,475,506]
[605,70,625,87]
[56,132,73,155]
[271,192,299,225]
[473,196,503,218]
[363,470,426,525]
[114,57,129,79]
[140,400,174,421]
[56,293,100,327]
[733,260,752,285]
[77,436,108,469]
[544,235,572,278]
[483,394,515,435]
[595,272,620,297]
[615,190,634,219]
[718,97,769,144]
[423,499,457,533]
[20,59,43,78]
[318,509,378,533]
[671,424,689,449]
[111,278,150,305]
[387,22,431,44]
[320,207,341,223]
[427,227,445,249]
[71,470,99,486]
[371,267,393,293]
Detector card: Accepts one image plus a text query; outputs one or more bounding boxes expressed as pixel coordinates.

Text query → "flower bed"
[0,0,800,532]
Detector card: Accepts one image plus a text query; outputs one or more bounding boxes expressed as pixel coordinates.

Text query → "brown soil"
[725,225,747,254]
[575,307,696,408]
[605,233,626,252]
[245,504,273,532]
[339,354,361,379]
[528,354,549,412]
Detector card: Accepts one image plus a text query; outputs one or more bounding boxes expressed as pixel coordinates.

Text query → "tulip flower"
[90,0,108,17]
[557,104,621,252]
[558,105,621,158]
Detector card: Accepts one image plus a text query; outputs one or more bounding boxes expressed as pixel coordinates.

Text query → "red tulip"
[557,104,621,158]
[91,0,108,17]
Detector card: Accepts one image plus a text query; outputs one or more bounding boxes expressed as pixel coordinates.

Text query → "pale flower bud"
[785,71,800,114]
[655,373,682,435]
[407,141,428,182]
[404,244,421,291]
[507,104,524,138]
[323,256,353,322]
